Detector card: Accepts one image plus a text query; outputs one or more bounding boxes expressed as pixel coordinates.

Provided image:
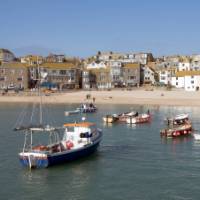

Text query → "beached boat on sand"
[126,113,151,124]
[160,113,192,138]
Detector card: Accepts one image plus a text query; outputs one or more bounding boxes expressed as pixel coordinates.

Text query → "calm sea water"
[1,103,200,200]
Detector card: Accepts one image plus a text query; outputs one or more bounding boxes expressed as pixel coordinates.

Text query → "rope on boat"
[13,104,28,130]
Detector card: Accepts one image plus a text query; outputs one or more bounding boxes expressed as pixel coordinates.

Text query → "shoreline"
[0,89,200,106]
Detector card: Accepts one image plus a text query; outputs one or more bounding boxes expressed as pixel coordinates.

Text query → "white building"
[190,61,200,71]
[142,66,155,85]
[177,62,190,71]
[123,53,154,65]
[159,70,172,85]
[172,71,200,91]
[171,76,184,88]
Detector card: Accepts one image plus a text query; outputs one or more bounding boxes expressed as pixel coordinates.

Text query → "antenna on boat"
[37,56,43,125]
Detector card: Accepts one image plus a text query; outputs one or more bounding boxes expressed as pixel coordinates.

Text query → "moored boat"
[160,113,192,138]
[160,123,192,138]
[126,113,151,124]
[18,122,103,168]
[77,103,97,113]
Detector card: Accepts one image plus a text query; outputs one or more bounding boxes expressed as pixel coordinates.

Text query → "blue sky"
[1,0,200,57]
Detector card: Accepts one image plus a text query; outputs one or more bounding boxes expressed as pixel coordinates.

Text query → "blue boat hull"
[19,140,101,168]
[48,141,100,166]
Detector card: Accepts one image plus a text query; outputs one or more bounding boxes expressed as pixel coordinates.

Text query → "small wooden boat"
[103,114,119,123]
[160,113,192,138]
[126,113,151,124]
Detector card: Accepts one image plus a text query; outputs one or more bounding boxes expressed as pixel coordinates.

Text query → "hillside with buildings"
[1,48,200,92]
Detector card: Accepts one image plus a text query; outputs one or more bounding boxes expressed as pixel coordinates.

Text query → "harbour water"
[1,103,200,199]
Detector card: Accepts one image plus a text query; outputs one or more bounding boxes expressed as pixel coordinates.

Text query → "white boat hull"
[126,114,150,124]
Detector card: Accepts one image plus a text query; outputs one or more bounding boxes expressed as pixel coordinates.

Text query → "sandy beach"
[0,89,200,106]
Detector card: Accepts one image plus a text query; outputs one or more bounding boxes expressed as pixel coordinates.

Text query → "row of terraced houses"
[1,48,200,91]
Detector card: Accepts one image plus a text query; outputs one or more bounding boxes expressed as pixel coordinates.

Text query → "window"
[17,77,23,81]
[0,77,5,81]
[130,76,135,80]
[71,77,75,81]
[60,70,66,75]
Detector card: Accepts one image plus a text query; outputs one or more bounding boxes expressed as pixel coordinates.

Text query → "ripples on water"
[1,104,200,199]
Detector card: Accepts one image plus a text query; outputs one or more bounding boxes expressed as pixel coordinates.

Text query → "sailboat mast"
[37,57,43,125]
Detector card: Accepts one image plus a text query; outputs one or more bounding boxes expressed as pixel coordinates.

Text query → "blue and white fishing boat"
[17,122,102,168]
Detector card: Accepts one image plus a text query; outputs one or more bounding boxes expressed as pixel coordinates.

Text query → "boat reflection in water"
[161,135,192,145]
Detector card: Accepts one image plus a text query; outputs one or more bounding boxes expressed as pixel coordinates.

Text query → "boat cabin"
[63,122,97,149]
[167,114,189,126]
